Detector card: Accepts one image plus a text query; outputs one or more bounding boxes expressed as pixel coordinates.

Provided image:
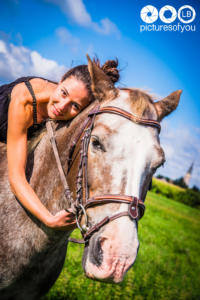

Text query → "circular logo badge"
[140,5,159,24]
[178,5,196,23]
[159,5,177,23]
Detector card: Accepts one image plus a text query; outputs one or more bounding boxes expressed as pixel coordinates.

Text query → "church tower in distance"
[183,162,194,186]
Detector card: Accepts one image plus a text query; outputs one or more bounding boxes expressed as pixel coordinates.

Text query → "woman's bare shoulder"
[11,78,57,104]
[29,78,57,93]
[29,78,57,102]
[11,82,31,105]
[9,83,33,128]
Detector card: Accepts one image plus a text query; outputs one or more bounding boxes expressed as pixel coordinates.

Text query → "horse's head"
[69,58,182,283]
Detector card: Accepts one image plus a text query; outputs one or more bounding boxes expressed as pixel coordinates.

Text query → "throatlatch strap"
[24,81,37,125]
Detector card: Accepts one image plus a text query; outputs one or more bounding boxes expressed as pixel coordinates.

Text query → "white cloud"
[0,40,66,82]
[59,0,91,26]
[93,18,121,39]
[45,0,121,38]
[55,27,80,52]
[156,120,200,188]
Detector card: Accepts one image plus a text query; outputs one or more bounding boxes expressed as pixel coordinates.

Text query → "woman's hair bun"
[93,58,120,84]
[101,59,119,84]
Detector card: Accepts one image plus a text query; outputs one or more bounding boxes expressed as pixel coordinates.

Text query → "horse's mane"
[0,143,6,161]
[120,88,155,102]
[27,128,47,154]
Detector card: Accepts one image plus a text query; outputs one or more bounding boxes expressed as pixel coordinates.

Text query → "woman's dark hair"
[61,58,119,101]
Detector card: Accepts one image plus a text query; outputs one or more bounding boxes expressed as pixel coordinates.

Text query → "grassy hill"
[153,177,185,191]
[152,178,200,208]
[42,191,200,300]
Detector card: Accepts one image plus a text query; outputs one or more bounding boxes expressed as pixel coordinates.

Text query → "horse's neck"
[29,101,97,214]
[27,127,70,214]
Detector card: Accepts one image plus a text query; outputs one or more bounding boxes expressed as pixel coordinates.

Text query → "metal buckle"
[75,204,89,233]
[128,197,139,219]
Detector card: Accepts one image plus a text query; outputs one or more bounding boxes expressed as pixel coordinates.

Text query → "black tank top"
[0,76,57,143]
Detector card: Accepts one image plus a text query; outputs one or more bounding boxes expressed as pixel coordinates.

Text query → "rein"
[46,105,161,244]
[46,121,73,207]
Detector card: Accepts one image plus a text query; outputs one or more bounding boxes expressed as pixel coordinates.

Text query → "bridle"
[46,104,161,244]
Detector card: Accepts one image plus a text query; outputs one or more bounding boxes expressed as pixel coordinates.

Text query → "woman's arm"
[7,82,76,230]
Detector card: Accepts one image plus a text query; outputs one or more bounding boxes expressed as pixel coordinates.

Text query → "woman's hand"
[46,210,77,231]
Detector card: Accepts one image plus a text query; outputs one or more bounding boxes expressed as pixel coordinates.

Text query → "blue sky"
[0,0,199,187]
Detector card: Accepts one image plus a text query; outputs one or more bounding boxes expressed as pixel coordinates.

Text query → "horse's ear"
[154,90,182,121]
[87,55,117,101]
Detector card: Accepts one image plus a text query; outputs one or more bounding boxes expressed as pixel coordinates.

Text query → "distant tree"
[156,174,164,179]
[192,185,199,192]
[173,177,187,188]
[156,175,171,182]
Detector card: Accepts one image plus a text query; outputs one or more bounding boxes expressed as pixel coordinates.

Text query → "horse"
[0,57,181,299]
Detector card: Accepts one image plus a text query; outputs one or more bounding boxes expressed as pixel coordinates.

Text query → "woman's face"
[47,76,90,120]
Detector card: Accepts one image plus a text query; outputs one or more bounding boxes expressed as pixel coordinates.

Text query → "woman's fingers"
[58,210,75,221]
[48,210,77,230]
[65,208,75,214]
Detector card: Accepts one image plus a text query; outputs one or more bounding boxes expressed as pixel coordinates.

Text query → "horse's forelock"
[120,88,157,119]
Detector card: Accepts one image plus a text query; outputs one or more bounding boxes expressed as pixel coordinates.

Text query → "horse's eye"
[91,137,105,152]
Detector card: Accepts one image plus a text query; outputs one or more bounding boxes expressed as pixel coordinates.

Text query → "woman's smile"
[52,104,64,117]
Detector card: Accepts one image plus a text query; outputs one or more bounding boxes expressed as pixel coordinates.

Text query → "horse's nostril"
[90,236,104,267]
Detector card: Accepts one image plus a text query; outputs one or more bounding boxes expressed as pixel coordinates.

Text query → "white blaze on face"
[89,90,161,198]
[84,90,163,282]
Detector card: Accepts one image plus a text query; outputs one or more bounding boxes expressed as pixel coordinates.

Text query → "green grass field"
[42,192,200,300]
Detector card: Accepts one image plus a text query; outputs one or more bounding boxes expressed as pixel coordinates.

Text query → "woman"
[0,59,119,230]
